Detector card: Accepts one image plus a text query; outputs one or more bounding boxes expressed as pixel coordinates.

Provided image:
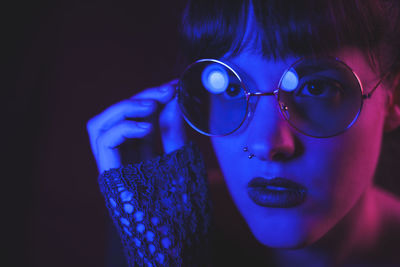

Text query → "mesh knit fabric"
[98,142,212,267]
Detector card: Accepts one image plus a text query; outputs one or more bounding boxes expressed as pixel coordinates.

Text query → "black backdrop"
[6,0,400,266]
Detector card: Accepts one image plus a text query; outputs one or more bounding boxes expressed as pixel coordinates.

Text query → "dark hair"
[180,0,400,89]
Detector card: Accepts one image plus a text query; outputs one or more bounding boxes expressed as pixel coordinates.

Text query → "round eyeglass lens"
[277,58,363,137]
[178,60,248,136]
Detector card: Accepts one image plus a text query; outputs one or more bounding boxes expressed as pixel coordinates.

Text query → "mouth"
[247,177,307,208]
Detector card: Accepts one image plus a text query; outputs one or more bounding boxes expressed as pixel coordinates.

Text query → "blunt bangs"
[180,0,399,75]
[180,0,250,61]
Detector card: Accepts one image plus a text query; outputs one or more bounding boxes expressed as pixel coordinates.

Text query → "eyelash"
[295,77,344,97]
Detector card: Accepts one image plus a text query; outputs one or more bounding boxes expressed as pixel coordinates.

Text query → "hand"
[87,80,187,174]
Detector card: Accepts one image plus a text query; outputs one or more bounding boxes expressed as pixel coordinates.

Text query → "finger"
[159,96,187,154]
[95,121,152,173]
[131,79,178,104]
[93,99,157,130]
[97,120,152,149]
[88,98,156,144]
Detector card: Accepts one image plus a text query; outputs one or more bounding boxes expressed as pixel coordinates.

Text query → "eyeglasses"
[177,57,386,138]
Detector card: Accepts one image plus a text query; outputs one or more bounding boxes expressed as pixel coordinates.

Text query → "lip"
[247,177,307,208]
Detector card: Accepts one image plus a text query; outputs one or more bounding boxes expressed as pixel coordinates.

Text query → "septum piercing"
[243,146,255,159]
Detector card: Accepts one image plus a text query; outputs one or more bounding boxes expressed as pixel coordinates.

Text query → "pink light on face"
[211,47,390,249]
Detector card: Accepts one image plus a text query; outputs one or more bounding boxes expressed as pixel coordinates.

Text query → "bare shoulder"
[374,187,400,222]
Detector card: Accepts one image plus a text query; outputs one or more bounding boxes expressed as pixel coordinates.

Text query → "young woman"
[87,0,400,266]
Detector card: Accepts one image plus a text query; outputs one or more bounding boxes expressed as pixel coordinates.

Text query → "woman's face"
[210,47,390,248]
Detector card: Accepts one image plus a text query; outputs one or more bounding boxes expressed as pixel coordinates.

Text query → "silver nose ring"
[243,146,255,159]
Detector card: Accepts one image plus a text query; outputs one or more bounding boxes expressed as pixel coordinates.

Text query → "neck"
[272,186,381,266]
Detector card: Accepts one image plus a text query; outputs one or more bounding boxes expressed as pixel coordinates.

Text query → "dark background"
[7,1,187,266]
[6,1,400,266]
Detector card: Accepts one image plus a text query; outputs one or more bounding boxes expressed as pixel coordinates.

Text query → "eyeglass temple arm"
[362,72,390,99]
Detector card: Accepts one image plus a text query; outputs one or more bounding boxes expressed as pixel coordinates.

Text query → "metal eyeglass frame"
[177,57,388,138]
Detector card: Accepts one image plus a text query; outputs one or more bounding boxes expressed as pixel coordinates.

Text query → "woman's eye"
[223,84,245,100]
[298,79,343,98]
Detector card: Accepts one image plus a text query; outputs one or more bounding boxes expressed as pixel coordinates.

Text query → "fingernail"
[139,100,154,106]
[159,85,171,92]
[137,122,152,129]
[169,79,179,86]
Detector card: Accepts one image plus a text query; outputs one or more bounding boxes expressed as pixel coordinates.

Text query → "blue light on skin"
[120,217,130,226]
[124,203,134,214]
[210,47,394,265]
[134,211,144,222]
[136,223,145,233]
[120,191,133,202]
[201,64,229,94]
[149,244,156,254]
[146,231,155,242]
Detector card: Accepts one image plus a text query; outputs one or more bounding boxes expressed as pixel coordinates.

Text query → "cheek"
[211,136,246,178]
[306,87,387,198]
[300,92,386,239]
[329,90,386,187]
[210,135,251,206]
[308,129,381,203]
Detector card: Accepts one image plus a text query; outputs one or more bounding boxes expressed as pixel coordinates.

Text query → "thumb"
[159,96,188,154]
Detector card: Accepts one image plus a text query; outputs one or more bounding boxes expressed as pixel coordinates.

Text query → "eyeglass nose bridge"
[247,90,279,97]
[245,89,289,118]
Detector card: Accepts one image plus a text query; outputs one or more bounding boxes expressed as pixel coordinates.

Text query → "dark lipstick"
[247,177,307,208]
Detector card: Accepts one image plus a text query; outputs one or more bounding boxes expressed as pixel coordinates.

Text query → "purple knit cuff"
[98,142,212,266]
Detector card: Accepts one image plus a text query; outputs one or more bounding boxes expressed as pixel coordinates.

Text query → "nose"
[246,96,297,161]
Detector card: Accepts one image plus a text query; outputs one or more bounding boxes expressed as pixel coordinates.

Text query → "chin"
[252,231,311,249]
[244,215,321,249]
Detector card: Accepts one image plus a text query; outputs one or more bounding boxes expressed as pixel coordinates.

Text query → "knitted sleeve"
[98,142,212,267]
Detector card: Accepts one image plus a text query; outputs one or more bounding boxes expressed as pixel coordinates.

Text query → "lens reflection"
[278,58,362,137]
[178,60,248,136]
[178,58,363,138]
